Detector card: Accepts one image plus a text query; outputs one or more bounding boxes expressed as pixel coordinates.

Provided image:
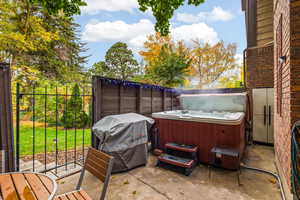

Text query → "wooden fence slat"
[136,87,142,113]
[92,77,102,148]
[162,89,166,111]
[151,88,153,113]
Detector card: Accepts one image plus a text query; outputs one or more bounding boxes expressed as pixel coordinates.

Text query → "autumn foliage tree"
[190,41,238,88]
[139,33,192,87]
[218,65,244,88]
[139,34,240,89]
[140,33,173,64]
[146,44,191,87]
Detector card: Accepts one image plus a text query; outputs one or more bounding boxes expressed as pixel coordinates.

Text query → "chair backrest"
[76,148,114,200]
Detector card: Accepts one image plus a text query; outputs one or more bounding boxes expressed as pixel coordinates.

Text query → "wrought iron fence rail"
[15,83,93,177]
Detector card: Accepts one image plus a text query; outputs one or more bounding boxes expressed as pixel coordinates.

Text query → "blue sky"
[74,0,246,68]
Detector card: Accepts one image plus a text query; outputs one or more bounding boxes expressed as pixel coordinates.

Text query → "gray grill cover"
[92,113,154,172]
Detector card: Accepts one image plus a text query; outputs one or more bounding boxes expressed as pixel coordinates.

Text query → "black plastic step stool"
[209,147,241,185]
[157,142,198,176]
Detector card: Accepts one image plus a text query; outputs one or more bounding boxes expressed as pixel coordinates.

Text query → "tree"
[146,45,192,87]
[190,41,238,88]
[61,84,88,128]
[35,0,204,36]
[218,65,244,88]
[138,0,205,36]
[0,0,87,85]
[139,34,192,87]
[31,0,86,17]
[140,33,173,66]
[88,61,112,78]
[91,42,139,80]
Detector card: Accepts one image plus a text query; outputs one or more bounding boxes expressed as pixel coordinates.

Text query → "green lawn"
[16,126,91,156]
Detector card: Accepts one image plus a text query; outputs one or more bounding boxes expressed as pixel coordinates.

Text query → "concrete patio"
[56,144,281,200]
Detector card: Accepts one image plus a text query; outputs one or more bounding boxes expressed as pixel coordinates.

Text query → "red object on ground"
[153,118,245,169]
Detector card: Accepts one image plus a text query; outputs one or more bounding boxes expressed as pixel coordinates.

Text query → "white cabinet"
[253,88,274,144]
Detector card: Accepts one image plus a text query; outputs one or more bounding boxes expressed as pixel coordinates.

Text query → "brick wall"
[274,0,291,189]
[246,44,274,89]
[245,45,274,122]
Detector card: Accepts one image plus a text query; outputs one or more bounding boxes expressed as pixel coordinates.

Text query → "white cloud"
[177,6,234,23]
[81,0,138,14]
[177,13,199,24]
[82,19,154,45]
[171,23,218,46]
[82,19,218,51]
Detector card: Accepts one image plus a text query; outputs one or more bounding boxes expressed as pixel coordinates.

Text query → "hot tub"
[152,110,245,168]
[152,110,245,125]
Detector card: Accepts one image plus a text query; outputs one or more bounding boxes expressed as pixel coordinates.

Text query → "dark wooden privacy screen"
[0,63,15,172]
[92,76,179,147]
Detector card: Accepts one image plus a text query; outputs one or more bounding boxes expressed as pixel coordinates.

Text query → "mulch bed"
[21,147,89,166]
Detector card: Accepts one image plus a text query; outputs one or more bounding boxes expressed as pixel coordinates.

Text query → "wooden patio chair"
[55,148,114,200]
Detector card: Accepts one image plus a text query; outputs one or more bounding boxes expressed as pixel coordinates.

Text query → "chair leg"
[76,169,85,190]
[237,169,241,186]
[100,158,114,200]
[208,165,212,180]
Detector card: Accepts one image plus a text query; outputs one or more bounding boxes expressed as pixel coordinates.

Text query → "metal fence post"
[16,83,20,171]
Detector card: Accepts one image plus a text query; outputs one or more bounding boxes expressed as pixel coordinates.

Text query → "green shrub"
[61,110,88,128]
[61,84,88,128]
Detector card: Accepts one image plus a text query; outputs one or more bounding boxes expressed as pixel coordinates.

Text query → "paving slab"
[56,144,281,200]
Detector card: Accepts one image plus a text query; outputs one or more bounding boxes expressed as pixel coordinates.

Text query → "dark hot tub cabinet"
[152,93,247,170]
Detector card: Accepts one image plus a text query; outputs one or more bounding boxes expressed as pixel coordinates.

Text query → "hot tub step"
[157,154,195,176]
[165,142,198,153]
[158,154,194,168]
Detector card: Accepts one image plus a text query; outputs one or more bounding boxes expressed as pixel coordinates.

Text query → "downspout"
[243,49,247,88]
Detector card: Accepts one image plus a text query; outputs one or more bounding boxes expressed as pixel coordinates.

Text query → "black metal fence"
[15,83,92,177]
